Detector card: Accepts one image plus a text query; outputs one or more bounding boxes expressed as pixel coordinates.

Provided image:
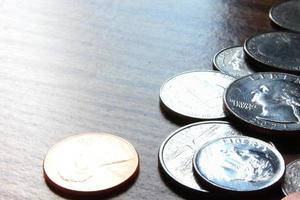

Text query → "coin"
[158,121,242,193]
[193,136,285,193]
[224,72,300,132]
[43,133,139,195]
[244,32,300,73]
[160,71,235,120]
[269,0,300,33]
[282,159,300,195]
[282,192,300,200]
[213,46,255,78]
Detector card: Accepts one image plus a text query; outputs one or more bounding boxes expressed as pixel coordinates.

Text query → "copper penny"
[282,192,300,200]
[43,133,139,195]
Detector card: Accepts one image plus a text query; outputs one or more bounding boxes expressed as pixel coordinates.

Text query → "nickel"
[160,71,235,120]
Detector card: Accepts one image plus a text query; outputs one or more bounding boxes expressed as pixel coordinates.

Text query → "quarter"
[269,0,300,33]
[244,32,300,73]
[224,72,300,132]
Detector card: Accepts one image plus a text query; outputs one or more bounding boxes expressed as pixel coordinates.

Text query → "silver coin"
[160,71,235,120]
[193,136,285,193]
[244,32,300,73]
[269,0,300,33]
[213,46,255,78]
[158,121,242,193]
[282,159,300,196]
[224,72,300,132]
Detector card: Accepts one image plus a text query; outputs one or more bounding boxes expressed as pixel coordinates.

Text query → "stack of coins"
[159,0,300,198]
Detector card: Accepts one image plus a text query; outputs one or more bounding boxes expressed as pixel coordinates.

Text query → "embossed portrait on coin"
[57,145,95,183]
[218,146,274,182]
[228,50,243,71]
[251,81,300,123]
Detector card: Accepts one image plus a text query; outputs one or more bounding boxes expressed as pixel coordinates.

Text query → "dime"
[213,46,255,78]
[269,0,300,33]
[160,71,235,120]
[282,159,300,195]
[43,133,139,195]
[282,192,300,200]
[158,121,242,193]
[193,136,285,193]
[244,32,300,73]
[224,72,300,132]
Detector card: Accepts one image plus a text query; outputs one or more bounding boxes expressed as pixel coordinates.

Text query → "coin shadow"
[269,20,286,32]
[159,101,200,127]
[44,167,139,200]
[157,162,221,200]
[227,116,300,155]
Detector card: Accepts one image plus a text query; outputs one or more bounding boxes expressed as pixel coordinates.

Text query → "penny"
[282,192,300,200]
[193,136,285,193]
[158,121,242,193]
[282,159,300,196]
[43,133,139,195]
[213,46,255,78]
[269,0,300,33]
[224,72,300,132]
[160,71,235,120]
[244,32,300,73]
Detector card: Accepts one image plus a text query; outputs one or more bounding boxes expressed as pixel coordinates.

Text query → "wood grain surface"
[0,0,299,199]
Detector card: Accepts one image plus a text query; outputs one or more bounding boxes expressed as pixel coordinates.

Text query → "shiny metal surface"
[158,121,242,193]
[0,1,290,200]
[225,72,300,132]
[160,71,235,120]
[193,136,285,193]
[270,0,300,33]
[213,46,255,78]
[43,133,139,194]
[244,32,300,73]
[282,159,300,196]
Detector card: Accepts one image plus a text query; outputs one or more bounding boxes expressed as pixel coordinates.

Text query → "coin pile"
[159,0,300,198]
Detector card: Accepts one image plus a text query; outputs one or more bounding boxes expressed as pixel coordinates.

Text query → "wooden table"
[0,0,299,199]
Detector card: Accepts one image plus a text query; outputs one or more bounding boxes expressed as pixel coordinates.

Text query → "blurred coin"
[282,192,300,200]
[282,159,300,195]
[193,136,285,193]
[43,133,139,195]
[269,0,300,33]
[213,46,255,78]
[224,72,300,132]
[158,121,242,193]
[160,71,235,120]
[244,32,300,73]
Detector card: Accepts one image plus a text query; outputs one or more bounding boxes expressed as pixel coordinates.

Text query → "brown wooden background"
[1,0,299,199]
